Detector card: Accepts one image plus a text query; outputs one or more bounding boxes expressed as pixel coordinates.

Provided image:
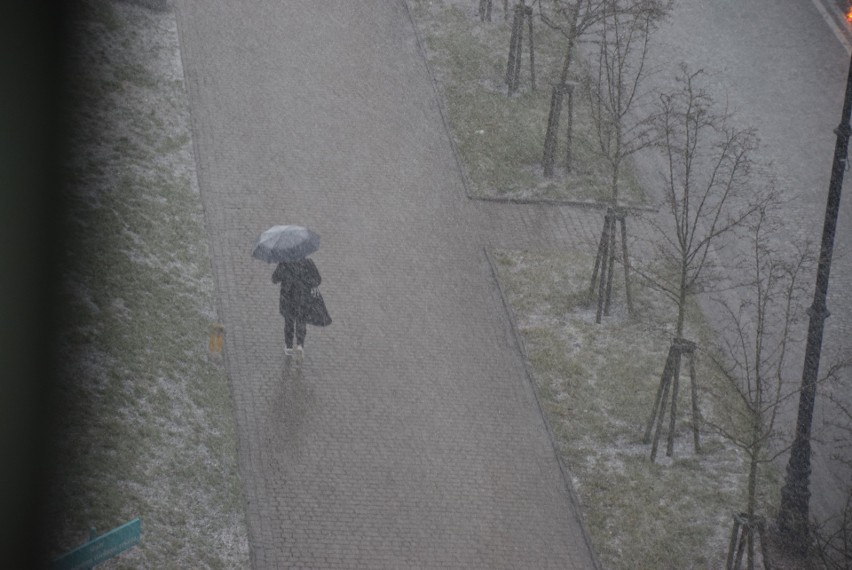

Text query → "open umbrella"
[252,225,320,263]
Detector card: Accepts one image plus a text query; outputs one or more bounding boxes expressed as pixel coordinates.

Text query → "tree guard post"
[618,207,634,315]
[590,206,632,323]
[666,345,683,457]
[564,81,575,173]
[544,83,567,176]
[726,513,743,570]
[589,207,607,296]
[649,353,674,461]
[479,0,492,22]
[592,209,614,323]
[725,512,769,570]
[526,5,535,91]
[596,228,610,322]
[644,349,674,444]
[645,337,700,462]
[505,3,535,96]
[689,344,701,453]
[506,4,523,94]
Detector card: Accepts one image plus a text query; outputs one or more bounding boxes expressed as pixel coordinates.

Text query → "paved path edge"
[171,3,257,566]
[484,248,604,570]
[400,0,472,202]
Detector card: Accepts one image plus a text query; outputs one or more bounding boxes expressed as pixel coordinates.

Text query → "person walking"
[272,257,323,359]
[253,225,330,360]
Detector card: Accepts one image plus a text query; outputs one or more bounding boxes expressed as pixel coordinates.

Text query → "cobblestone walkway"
[175,1,601,567]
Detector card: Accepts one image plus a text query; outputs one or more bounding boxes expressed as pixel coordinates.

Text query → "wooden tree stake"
[564,83,575,173]
[506,3,535,95]
[479,0,493,22]
[645,337,700,462]
[590,207,632,323]
[526,5,535,91]
[725,512,770,570]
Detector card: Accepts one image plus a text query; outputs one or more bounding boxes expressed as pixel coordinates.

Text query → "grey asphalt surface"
[634,0,852,525]
[174,1,602,567]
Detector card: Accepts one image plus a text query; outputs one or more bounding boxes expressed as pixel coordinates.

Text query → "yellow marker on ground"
[209,324,225,353]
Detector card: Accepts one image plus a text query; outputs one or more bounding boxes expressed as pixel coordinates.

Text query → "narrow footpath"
[175,2,601,568]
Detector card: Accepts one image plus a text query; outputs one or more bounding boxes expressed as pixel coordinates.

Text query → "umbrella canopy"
[252,225,320,263]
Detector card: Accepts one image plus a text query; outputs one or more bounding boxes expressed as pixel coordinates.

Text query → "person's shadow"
[264,355,316,461]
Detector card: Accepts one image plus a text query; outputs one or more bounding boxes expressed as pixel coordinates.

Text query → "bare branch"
[704,209,832,527]
[586,0,668,203]
[646,63,766,341]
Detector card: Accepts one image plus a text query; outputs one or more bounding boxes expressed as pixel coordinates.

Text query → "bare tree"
[640,65,765,339]
[505,1,535,95]
[585,0,667,323]
[587,0,664,205]
[638,65,769,460]
[538,0,605,176]
[705,211,814,570]
[539,0,669,176]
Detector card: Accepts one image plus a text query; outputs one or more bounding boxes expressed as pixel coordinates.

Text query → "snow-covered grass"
[409,0,648,204]
[409,2,788,565]
[492,247,783,568]
[45,1,250,567]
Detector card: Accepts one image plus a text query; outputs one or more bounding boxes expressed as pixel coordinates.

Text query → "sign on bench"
[52,518,141,570]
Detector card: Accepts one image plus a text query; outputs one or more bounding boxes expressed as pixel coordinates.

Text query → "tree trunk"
[676,260,688,338]
[542,8,579,176]
[612,121,624,204]
[745,414,761,570]
[610,160,620,206]
[555,2,581,89]
[557,26,576,88]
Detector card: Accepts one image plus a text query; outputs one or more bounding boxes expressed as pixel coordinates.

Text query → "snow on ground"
[44,1,249,567]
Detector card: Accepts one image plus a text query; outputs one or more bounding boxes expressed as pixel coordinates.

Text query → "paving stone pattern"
[174,1,605,568]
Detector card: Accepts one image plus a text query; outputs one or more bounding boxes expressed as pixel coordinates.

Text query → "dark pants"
[284,316,307,348]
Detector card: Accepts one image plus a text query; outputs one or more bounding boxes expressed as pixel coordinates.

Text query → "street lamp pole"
[777,50,852,555]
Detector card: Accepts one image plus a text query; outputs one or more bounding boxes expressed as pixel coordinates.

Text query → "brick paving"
[174,1,603,568]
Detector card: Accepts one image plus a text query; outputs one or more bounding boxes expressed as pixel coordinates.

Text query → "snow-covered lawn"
[409,1,786,565]
[492,248,782,568]
[409,0,648,205]
[45,1,249,567]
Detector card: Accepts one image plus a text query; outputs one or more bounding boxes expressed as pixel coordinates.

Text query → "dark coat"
[272,258,321,319]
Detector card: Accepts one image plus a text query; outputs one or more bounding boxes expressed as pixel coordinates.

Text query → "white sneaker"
[295,345,304,361]
[284,347,294,356]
